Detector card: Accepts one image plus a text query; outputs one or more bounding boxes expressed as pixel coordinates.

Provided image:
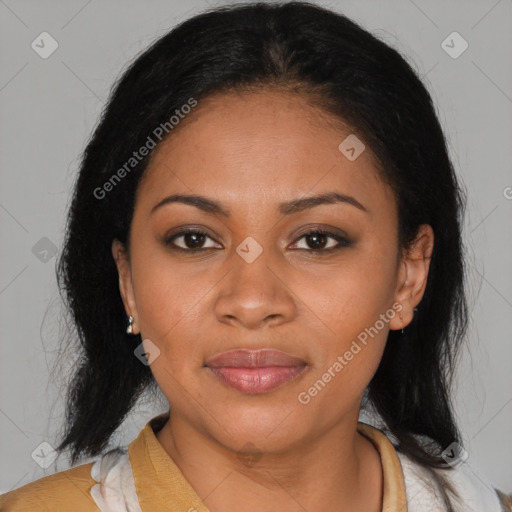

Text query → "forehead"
[136,89,394,216]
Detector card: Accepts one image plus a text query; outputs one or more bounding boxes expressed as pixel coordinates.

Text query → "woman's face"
[112,89,432,454]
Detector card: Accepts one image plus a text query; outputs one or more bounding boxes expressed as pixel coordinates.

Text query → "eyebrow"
[150,191,368,217]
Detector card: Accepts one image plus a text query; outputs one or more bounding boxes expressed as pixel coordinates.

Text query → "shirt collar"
[129,413,407,511]
[357,422,408,511]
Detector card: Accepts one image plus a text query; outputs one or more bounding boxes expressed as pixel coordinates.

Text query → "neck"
[155,411,383,512]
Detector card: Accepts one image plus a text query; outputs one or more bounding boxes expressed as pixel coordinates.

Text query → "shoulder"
[396,449,509,512]
[0,461,99,512]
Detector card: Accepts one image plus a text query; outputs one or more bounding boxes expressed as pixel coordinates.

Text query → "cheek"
[294,250,397,343]
[130,255,210,366]
[132,241,202,319]
[290,246,397,396]
[294,286,388,420]
[132,268,207,406]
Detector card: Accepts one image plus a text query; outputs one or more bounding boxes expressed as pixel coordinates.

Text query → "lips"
[206,349,307,368]
[205,349,307,394]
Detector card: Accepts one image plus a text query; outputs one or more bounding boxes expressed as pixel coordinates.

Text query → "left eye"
[291,230,351,252]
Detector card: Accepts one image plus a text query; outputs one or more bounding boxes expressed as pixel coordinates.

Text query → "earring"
[399,307,418,335]
[126,315,134,335]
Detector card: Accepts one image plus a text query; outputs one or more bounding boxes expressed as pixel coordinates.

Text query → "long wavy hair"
[54,2,468,508]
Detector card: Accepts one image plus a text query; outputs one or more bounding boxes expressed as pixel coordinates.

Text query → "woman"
[1,2,510,511]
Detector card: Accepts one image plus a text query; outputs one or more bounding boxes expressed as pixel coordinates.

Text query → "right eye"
[163,229,221,252]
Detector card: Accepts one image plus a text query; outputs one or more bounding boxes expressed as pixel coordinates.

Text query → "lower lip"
[207,366,306,394]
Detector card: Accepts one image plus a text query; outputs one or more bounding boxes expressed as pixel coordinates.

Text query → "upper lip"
[205,349,307,368]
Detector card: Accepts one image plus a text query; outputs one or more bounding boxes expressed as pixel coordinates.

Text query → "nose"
[214,250,297,330]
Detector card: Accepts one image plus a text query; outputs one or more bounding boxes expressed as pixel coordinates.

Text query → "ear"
[388,224,434,331]
[111,239,140,335]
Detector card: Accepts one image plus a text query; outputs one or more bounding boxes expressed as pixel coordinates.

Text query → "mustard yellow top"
[0,414,407,511]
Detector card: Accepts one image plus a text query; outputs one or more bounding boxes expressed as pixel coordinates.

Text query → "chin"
[206,402,307,453]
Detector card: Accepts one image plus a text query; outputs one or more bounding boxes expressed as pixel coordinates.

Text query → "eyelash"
[163,228,352,254]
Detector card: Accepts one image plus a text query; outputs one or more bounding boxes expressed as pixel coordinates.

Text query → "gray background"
[1,0,511,495]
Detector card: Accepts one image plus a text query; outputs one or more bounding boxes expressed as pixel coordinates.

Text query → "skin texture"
[112,89,434,512]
